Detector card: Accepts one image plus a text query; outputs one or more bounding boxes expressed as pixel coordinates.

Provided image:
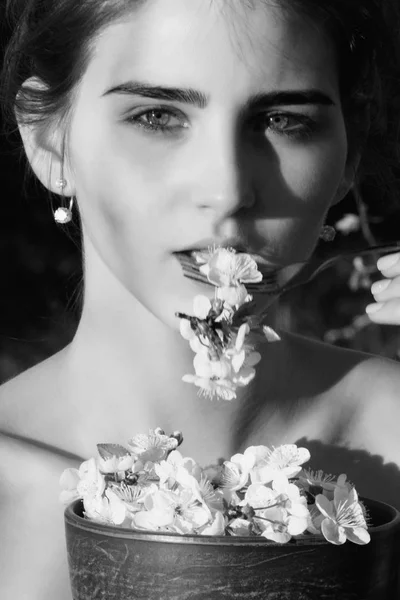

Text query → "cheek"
[280,136,347,211]
[255,134,347,261]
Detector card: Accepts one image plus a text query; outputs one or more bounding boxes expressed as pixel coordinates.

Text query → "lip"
[173,239,262,255]
[173,240,224,254]
[173,247,278,268]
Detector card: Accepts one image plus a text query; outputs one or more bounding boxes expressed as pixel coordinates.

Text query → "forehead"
[85,0,338,100]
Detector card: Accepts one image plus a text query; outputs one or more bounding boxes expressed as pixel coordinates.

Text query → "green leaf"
[97,443,131,460]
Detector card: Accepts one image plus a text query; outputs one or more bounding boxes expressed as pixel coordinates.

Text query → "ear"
[16,77,76,197]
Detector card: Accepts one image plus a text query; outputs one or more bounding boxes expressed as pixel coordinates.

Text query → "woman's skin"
[0,2,399,597]
[368,252,400,321]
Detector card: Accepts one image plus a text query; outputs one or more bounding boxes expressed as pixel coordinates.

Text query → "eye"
[253,112,316,140]
[125,107,189,135]
[269,115,292,131]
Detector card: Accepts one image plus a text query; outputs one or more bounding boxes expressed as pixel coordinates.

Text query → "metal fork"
[177,242,400,296]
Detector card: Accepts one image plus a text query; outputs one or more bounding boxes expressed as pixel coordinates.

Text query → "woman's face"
[67,0,349,326]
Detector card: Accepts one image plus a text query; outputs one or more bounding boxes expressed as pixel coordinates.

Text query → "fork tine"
[176,241,400,306]
[181,266,280,293]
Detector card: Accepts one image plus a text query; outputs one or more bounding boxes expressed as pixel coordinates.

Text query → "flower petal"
[59,468,80,491]
[235,323,250,350]
[345,526,371,545]
[217,285,248,307]
[246,351,262,367]
[193,353,214,378]
[182,374,198,384]
[262,529,292,544]
[263,326,281,342]
[321,519,346,545]
[180,319,195,340]
[189,337,209,354]
[231,349,246,373]
[233,254,263,283]
[193,295,212,319]
[59,489,80,505]
[315,494,335,520]
[200,511,226,536]
[234,366,256,386]
[228,518,253,536]
[287,514,309,536]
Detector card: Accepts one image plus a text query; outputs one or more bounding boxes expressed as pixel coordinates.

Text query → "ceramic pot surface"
[65,497,400,600]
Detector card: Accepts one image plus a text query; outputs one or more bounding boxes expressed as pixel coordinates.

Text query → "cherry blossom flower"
[272,473,310,532]
[83,488,127,526]
[297,468,336,490]
[240,483,292,543]
[183,373,238,400]
[296,468,337,498]
[227,324,261,372]
[60,428,370,547]
[250,444,311,484]
[132,488,212,534]
[59,467,82,505]
[59,458,106,505]
[197,475,225,513]
[110,481,159,516]
[216,284,252,308]
[96,443,135,474]
[155,450,200,490]
[197,248,262,287]
[177,247,268,399]
[228,517,254,536]
[315,486,370,545]
[220,452,254,492]
[127,429,178,463]
[182,321,261,400]
[307,503,325,535]
[193,352,232,379]
[198,511,226,536]
[241,481,309,543]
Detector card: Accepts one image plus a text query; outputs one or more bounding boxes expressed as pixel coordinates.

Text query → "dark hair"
[1,0,399,206]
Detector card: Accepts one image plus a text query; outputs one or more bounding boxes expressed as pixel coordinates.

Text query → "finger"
[376,252,400,277]
[370,275,400,302]
[365,298,400,325]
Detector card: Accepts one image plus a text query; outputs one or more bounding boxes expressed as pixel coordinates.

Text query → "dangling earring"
[319,225,336,242]
[54,171,74,224]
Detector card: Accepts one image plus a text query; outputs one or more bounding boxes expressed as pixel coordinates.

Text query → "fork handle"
[279,241,400,295]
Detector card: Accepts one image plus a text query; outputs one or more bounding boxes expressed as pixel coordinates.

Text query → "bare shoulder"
[345,354,400,461]
[284,334,400,507]
[290,332,400,445]
[348,352,400,395]
[0,432,78,599]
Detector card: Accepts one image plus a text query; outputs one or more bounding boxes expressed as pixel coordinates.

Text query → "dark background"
[1,9,399,386]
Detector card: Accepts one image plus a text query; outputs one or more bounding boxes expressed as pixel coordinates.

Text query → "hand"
[366,252,400,324]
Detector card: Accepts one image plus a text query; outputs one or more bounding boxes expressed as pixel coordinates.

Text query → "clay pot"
[65,497,400,599]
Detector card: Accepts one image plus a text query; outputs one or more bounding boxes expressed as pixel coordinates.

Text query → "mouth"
[172,245,280,295]
[172,246,277,268]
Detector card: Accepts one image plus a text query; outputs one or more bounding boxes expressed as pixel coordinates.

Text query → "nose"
[191,129,256,216]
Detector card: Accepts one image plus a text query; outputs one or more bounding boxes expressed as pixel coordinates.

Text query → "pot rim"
[65,497,400,546]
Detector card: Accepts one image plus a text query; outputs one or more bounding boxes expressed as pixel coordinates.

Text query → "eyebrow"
[102,81,335,109]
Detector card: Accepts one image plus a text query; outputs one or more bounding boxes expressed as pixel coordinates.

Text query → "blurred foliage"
[279,194,400,361]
